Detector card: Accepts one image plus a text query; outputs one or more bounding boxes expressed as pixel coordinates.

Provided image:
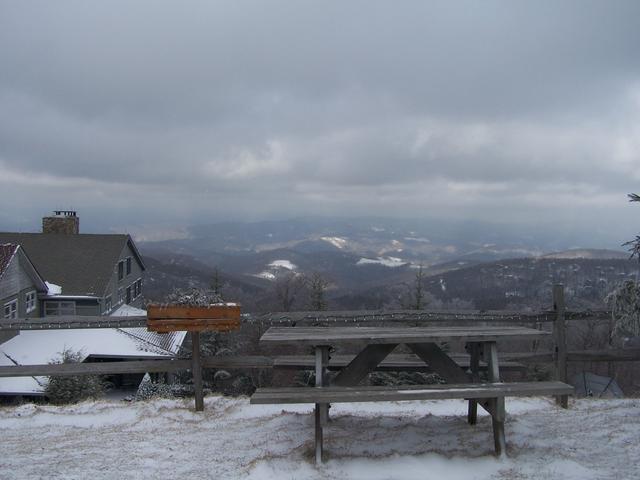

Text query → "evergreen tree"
[45,349,105,404]
[211,267,221,295]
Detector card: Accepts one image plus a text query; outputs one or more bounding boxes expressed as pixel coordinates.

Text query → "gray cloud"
[1,0,639,242]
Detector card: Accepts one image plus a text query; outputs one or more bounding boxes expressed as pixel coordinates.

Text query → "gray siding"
[101,241,145,314]
[75,300,101,316]
[0,254,41,318]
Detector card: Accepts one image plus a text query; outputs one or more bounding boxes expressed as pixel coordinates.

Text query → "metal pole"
[553,284,568,408]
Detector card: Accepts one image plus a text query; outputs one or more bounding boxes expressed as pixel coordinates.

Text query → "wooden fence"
[0,284,638,404]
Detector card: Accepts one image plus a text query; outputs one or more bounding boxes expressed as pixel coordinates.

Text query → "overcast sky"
[1,1,639,244]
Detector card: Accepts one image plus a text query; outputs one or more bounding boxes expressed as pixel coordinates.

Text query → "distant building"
[0,211,146,317]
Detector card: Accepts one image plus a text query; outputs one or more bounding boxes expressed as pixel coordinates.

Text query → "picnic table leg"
[191,331,204,412]
[315,345,330,463]
[316,346,330,424]
[315,402,323,464]
[485,341,506,456]
[466,342,481,425]
[332,343,397,387]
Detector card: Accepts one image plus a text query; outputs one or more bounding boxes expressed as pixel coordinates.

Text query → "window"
[25,291,36,313]
[118,261,124,281]
[126,257,132,276]
[126,286,132,304]
[44,301,75,316]
[103,295,112,314]
[4,299,17,319]
[132,278,142,299]
[118,287,124,304]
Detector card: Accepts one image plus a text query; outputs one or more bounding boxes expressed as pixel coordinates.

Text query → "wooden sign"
[146,304,241,333]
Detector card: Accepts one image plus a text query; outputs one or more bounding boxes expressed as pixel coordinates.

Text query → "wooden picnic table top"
[260,325,549,346]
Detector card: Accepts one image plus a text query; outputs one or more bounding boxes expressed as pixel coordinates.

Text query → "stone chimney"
[42,211,79,234]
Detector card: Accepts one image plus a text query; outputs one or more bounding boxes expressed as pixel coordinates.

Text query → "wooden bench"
[251,381,574,461]
[273,354,527,375]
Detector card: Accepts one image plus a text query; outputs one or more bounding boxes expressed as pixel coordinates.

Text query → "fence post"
[191,331,204,412]
[553,284,568,408]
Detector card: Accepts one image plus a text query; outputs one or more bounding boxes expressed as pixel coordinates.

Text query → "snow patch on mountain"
[541,249,628,260]
[254,271,276,280]
[321,236,348,249]
[357,256,407,268]
[268,260,297,270]
[404,237,431,243]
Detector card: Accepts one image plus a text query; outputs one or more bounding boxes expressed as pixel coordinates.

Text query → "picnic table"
[251,325,573,463]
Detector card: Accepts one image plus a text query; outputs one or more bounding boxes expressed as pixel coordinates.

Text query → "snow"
[404,237,431,243]
[0,320,185,395]
[0,396,637,479]
[111,304,147,316]
[254,271,276,280]
[357,256,407,268]
[45,281,62,295]
[321,236,348,249]
[268,260,297,270]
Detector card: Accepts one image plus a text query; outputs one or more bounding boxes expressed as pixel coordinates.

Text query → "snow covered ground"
[0,396,637,479]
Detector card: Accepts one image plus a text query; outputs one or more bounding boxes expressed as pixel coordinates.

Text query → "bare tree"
[413,264,426,310]
[274,272,307,312]
[308,272,329,311]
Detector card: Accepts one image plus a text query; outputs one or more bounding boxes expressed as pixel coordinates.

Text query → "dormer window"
[126,257,132,276]
[118,261,124,281]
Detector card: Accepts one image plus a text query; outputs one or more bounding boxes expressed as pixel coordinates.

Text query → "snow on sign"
[146,304,241,333]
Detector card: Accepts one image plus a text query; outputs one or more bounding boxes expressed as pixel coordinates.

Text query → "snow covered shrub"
[164,287,224,306]
[45,349,105,405]
[135,375,175,400]
[610,193,640,340]
[134,374,189,400]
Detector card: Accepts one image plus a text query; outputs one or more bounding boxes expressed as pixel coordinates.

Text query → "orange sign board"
[146,304,241,333]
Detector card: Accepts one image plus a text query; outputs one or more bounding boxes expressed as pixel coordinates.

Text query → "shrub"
[45,349,105,405]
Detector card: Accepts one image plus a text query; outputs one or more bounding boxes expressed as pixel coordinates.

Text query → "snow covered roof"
[0,308,187,395]
[0,244,18,280]
[111,304,147,317]
[0,244,48,293]
[45,281,62,295]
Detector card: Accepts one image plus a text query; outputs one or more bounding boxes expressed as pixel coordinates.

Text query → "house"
[0,211,145,317]
[0,212,186,398]
[0,244,48,344]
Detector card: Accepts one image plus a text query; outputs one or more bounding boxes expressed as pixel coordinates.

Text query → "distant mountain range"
[138,217,633,311]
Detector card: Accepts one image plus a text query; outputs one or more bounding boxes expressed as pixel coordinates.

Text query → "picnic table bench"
[251,325,574,463]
